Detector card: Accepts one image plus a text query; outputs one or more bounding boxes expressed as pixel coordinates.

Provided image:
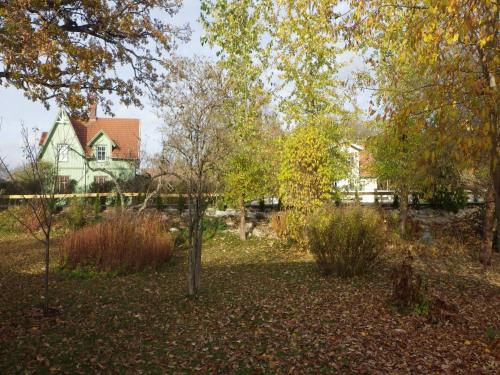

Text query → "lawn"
[0,230,499,374]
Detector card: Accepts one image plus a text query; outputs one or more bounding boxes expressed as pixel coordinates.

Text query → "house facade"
[39,106,140,192]
[337,143,378,202]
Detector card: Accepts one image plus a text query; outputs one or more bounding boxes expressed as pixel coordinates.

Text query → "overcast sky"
[0,2,370,168]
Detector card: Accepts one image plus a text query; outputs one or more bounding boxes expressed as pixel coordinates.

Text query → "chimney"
[88,103,97,121]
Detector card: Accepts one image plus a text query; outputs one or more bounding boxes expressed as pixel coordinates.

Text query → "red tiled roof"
[39,132,48,146]
[359,150,374,178]
[70,118,140,159]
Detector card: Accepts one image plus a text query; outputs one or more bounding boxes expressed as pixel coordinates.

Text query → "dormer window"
[96,145,107,161]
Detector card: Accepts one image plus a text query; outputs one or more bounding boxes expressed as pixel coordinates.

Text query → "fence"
[0,190,483,209]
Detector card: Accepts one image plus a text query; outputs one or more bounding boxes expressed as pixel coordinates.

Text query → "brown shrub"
[390,255,423,311]
[59,213,173,272]
[305,205,387,277]
[270,211,289,240]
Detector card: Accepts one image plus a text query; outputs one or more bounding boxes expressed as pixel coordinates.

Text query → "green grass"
[0,230,499,373]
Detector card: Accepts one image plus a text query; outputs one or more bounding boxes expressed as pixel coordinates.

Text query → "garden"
[1,1,499,373]
[0,199,498,373]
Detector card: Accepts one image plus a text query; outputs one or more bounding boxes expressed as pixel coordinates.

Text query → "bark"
[492,147,500,253]
[481,185,495,266]
[399,188,408,238]
[187,192,204,296]
[239,195,246,241]
[43,239,49,316]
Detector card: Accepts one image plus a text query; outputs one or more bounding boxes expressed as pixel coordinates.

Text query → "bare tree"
[154,58,228,295]
[0,125,65,316]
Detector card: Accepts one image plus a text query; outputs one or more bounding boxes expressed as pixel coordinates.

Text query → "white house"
[337,144,378,203]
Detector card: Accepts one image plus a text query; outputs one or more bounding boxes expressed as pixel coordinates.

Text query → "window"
[58,144,69,162]
[96,145,106,161]
[57,176,70,193]
[94,176,108,185]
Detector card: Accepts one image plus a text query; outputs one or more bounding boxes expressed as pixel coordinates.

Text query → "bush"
[215,197,226,211]
[390,256,423,312]
[65,199,87,229]
[270,210,307,245]
[59,213,173,273]
[93,195,102,214]
[270,211,289,240]
[429,188,467,213]
[305,205,386,277]
[177,195,186,212]
[202,217,227,239]
[155,194,163,210]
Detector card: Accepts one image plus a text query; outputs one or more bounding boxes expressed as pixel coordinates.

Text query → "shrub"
[305,205,386,277]
[59,213,173,273]
[155,194,163,210]
[270,211,289,240]
[392,194,400,209]
[429,187,467,213]
[64,199,95,229]
[202,217,227,239]
[177,194,186,212]
[215,197,226,211]
[390,256,423,312]
[93,195,101,215]
[259,199,266,211]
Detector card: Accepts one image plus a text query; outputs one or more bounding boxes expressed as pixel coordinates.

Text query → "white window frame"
[96,145,107,162]
[94,176,108,185]
[57,176,70,192]
[58,144,69,162]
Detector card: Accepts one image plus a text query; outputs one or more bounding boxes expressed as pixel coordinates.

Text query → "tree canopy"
[0,0,189,116]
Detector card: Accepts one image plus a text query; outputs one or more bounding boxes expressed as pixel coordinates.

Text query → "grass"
[0,229,499,373]
[59,213,173,273]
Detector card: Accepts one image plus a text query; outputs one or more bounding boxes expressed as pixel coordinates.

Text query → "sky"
[0,1,370,168]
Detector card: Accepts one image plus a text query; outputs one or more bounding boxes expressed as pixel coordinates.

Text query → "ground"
[0,225,499,374]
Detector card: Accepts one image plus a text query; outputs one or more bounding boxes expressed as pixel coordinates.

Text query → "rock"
[169,227,180,233]
[420,228,434,245]
[225,219,236,228]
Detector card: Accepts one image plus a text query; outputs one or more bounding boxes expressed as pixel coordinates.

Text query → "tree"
[346,0,498,264]
[0,1,189,116]
[154,58,227,295]
[201,0,274,240]
[222,113,281,239]
[0,126,64,316]
[279,123,347,213]
[369,121,425,236]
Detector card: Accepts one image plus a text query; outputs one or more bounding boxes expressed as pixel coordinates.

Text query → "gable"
[87,130,116,148]
[39,109,85,159]
[71,118,140,159]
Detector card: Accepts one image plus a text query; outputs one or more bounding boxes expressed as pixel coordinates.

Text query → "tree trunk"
[43,239,49,315]
[187,194,203,296]
[239,196,246,241]
[481,185,495,265]
[188,214,202,295]
[492,156,500,253]
[399,188,408,238]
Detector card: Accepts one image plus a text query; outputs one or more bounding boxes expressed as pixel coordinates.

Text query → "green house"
[39,106,140,192]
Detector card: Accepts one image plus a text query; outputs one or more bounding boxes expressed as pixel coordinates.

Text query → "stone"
[420,228,434,245]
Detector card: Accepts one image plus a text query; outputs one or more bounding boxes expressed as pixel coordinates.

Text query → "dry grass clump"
[270,211,289,240]
[59,213,173,273]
